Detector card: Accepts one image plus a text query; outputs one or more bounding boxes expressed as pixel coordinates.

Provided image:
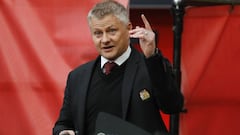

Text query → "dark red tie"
[104,61,117,75]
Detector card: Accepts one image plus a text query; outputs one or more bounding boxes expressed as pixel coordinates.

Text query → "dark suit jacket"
[53,47,183,135]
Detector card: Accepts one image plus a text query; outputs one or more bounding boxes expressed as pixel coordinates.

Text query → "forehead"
[89,14,125,29]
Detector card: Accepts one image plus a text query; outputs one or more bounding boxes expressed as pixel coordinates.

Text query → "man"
[53,0,184,135]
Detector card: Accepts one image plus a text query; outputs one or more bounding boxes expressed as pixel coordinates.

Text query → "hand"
[59,130,75,135]
[129,14,156,58]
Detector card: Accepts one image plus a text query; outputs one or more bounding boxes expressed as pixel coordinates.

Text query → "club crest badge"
[139,89,150,101]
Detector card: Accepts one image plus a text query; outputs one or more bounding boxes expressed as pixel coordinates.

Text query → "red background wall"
[180,5,240,135]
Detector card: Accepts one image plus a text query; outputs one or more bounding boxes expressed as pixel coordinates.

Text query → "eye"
[108,28,117,35]
[93,31,103,37]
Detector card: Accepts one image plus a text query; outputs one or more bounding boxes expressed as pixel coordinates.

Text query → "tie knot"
[104,61,117,75]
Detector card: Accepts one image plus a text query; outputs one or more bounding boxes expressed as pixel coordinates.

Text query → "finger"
[129,28,146,38]
[129,27,142,34]
[141,14,152,31]
[129,31,145,39]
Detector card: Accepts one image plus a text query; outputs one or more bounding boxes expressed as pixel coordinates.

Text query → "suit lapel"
[122,49,141,119]
[75,60,97,132]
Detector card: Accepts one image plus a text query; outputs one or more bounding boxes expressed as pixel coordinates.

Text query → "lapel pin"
[139,89,150,101]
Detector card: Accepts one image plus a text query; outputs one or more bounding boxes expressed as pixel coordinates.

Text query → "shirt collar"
[101,46,131,68]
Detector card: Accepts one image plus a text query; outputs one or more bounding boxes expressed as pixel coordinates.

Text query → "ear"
[127,22,132,30]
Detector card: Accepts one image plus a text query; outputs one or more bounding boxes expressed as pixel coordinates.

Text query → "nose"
[101,33,110,44]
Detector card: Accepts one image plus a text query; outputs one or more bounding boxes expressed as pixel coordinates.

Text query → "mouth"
[102,46,114,52]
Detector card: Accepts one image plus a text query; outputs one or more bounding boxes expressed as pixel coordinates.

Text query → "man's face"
[89,14,131,60]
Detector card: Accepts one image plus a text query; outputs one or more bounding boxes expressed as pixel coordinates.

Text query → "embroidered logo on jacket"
[139,89,150,101]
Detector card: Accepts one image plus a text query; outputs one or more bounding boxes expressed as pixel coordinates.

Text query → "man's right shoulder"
[71,60,96,73]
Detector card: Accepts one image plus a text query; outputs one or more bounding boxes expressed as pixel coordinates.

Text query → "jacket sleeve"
[53,72,74,135]
[145,51,184,114]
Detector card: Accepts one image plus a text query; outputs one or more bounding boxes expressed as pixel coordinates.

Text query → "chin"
[102,53,117,60]
[105,55,117,61]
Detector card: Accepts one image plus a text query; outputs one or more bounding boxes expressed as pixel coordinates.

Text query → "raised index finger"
[141,14,152,31]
